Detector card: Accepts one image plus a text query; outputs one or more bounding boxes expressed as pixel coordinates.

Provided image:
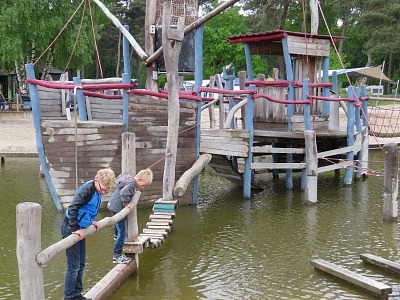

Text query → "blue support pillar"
[244,43,254,80]
[344,86,356,185]
[194,25,205,93]
[193,24,205,205]
[301,79,311,189]
[122,25,131,132]
[322,56,330,116]
[73,77,87,121]
[243,85,255,199]
[123,25,131,78]
[282,36,294,189]
[25,63,63,212]
[222,66,238,169]
[122,73,130,131]
[361,85,368,125]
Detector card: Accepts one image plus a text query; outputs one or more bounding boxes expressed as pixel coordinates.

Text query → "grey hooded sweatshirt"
[107,174,138,212]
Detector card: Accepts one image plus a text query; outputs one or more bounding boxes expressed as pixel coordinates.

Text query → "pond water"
[1,152,400,299]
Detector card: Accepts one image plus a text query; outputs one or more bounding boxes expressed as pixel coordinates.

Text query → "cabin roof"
[227,30,345,57]
[227,30,345,44]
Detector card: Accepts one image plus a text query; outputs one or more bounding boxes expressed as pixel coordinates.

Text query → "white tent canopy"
[327,66,392,83]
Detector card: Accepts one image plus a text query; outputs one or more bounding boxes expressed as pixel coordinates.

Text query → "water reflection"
[1,153,400,299]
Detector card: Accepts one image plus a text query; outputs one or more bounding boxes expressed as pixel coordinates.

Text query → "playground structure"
[16,0,400,299]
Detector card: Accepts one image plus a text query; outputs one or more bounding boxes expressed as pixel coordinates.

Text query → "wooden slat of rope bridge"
[125,199,178,250]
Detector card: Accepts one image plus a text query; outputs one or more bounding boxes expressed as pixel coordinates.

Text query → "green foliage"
[0,0,110,75]
[202,5,267,78]
[203,7,247,77]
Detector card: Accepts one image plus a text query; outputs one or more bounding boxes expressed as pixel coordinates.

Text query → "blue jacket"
[65,180,102,231]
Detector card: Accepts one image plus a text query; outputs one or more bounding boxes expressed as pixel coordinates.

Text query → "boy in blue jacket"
[108,169,153,263]
[61,168,116,300]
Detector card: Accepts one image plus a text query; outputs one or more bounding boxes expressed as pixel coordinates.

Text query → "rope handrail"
[159,90,203,101]
[253,93,311,105]
[307,95,359,102]
[83,91,122,99]
[244,80,289,87]
[198,87,257,95]
[130,89,203,101]
[292,81,332,88]
[26,78,135,91]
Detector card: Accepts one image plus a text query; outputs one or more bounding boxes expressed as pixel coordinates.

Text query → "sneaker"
[113,254,131,264]
[114,235,117,240]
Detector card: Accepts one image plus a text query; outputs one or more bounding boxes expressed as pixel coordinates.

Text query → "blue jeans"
[112,211,126,255]
[61,219,86,298]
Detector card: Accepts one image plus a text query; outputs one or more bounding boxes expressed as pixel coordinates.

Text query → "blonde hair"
[95,168,116,192]
[135,169,153,186]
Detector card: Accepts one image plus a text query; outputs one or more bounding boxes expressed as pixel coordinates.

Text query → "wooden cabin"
[198,30,369,202]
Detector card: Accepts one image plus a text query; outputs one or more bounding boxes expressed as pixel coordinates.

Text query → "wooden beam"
[85,262,137,299]
[360,253,400,276]
[311,258,392,299]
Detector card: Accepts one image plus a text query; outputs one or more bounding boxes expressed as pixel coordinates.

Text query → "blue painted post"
[322,56,330,116]
[25,63,63,212]
[301,79,311,189]
[193,24,205,205]
[353,87,364,180]
[122,25,131,132]
[194,24,205,93]
[244,43,254,80]
[282,36,294,189]
[222,66,238,169]
[303,79,312,130]
[331,71,341,177]
[122,73,130,131]
[123,25,131,78]
[282,36,295,131]
[243,85,255,199]
[361,85,368,125]
[73,77,87,121]
[344,86,355,185]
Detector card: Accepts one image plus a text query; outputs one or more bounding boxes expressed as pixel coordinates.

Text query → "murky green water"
[1,152,400,299]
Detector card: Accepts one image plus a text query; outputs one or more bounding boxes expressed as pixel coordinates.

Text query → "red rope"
[26,78,134,90]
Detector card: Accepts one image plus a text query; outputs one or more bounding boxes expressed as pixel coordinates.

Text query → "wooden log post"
[383,143,398,221]
[173,154,212,197]
[144,0,158,91]
[304,130,318,205]
[162,1,185,200]
[121,132,140,265]
[16,202,44,300]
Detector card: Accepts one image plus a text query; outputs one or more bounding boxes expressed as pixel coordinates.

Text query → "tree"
[202,5,266,78]
[0,0,110,94]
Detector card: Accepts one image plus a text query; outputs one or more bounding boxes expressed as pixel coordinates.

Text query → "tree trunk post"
[121,132,139,263]
[145,0,158,91]
[304,130,318,205]
[383,143,398,221]
[16,202,44,300]
[162,1,185,200]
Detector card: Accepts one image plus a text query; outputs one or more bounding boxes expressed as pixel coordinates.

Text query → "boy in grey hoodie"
[107,169,153,263]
